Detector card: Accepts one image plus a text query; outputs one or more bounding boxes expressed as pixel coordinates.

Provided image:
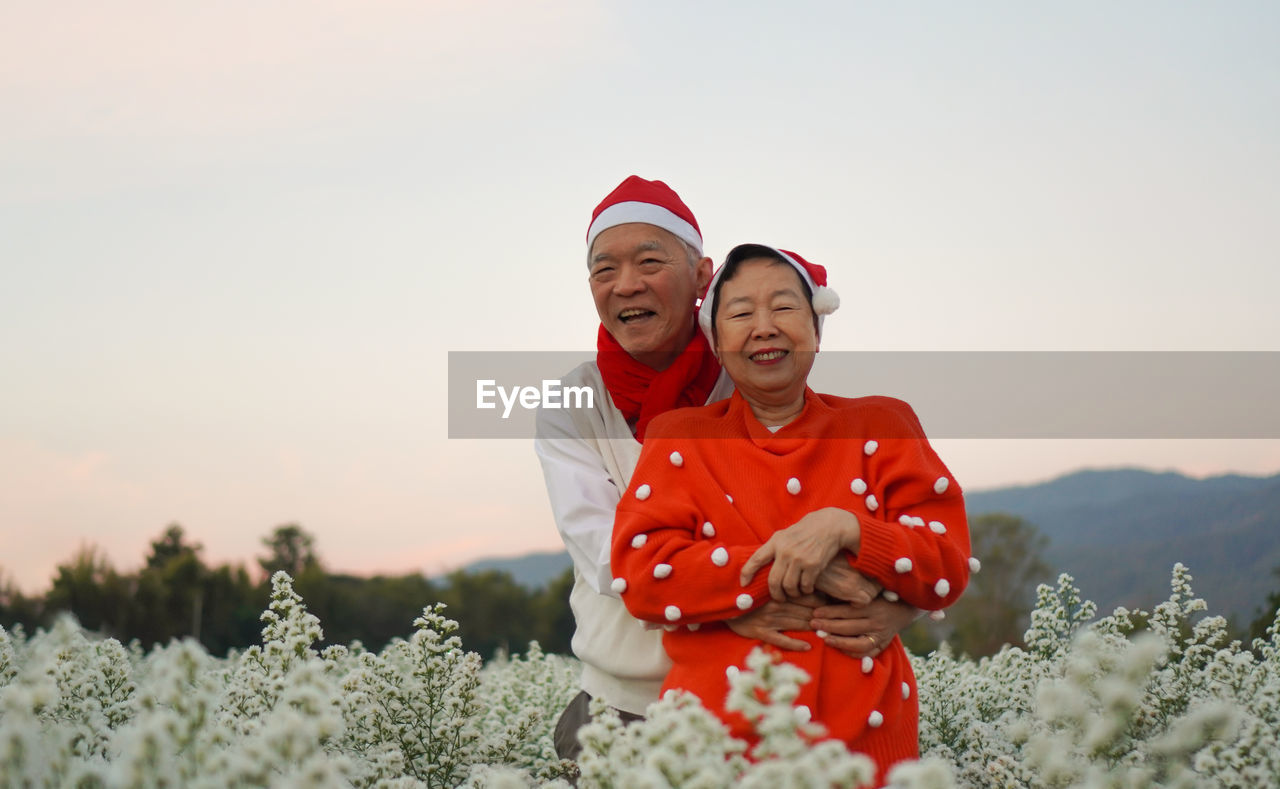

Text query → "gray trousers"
[553,690,645,761]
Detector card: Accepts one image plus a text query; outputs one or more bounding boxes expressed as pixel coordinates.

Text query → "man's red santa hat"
[586,175,704,262]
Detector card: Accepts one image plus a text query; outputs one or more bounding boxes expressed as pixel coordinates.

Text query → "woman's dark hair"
[710,244,815,343]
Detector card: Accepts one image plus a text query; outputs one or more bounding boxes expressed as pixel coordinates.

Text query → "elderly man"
[534,176,917,760]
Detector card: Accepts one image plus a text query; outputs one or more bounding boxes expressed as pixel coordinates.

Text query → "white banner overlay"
[448,352,1280,439]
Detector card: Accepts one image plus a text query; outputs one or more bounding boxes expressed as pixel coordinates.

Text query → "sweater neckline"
[734,388,828,454]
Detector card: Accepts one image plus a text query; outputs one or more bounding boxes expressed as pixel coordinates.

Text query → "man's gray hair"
[677,238,704,269]
[588,235,705,271]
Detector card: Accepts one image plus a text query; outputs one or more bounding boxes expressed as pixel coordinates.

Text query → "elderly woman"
[609,244,973,782]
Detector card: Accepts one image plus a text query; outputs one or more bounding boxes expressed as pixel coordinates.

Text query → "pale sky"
[3,2,1278,594]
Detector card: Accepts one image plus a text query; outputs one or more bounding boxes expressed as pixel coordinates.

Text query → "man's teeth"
[619,309,652,321]
[751,350,787,361]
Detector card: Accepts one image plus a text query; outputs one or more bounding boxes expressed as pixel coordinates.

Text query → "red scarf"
[596,325,722,442]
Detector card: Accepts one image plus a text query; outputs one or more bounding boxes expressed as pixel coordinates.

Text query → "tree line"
[0,524,574,658]
[4,516,1274,660]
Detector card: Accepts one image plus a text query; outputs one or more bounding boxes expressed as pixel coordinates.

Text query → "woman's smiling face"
[713,257,818,414]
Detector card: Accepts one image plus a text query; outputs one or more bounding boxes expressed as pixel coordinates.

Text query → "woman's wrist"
[827,507,861,552]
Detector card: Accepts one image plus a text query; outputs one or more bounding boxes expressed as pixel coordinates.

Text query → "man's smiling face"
[588,223,711,371]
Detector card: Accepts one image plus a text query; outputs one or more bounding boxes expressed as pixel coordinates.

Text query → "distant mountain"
[965,468,1280,624]
[458,468,1280,625]
[455,550,573,589]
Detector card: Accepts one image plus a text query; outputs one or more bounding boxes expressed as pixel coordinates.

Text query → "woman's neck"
[745,394,806,428]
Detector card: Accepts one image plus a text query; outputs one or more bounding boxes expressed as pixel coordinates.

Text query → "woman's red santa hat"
[586,175,704,262]
[698,244,841,341]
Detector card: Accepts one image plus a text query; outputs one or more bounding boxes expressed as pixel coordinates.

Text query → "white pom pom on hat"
[698,244,840,343]
[810,286,840,316]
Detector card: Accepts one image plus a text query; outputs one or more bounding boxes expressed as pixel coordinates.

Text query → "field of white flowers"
[2,564,1277,788]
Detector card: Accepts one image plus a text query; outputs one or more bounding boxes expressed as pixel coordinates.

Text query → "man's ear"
[695,256,713,293]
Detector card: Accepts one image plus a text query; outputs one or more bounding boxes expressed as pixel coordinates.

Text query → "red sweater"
[611,388,971,781]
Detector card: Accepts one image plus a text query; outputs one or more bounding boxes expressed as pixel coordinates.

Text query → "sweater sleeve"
[844,401,972,611]
[610,431,774,625]
[534,394,627,597]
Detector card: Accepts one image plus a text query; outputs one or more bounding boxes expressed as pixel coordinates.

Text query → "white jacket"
[534,361,733,714]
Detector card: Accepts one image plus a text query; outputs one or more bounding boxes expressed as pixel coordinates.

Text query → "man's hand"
[726,595,825,651]
[810,596,918,659]
[740,508,861,601]
[814,562,881,606]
